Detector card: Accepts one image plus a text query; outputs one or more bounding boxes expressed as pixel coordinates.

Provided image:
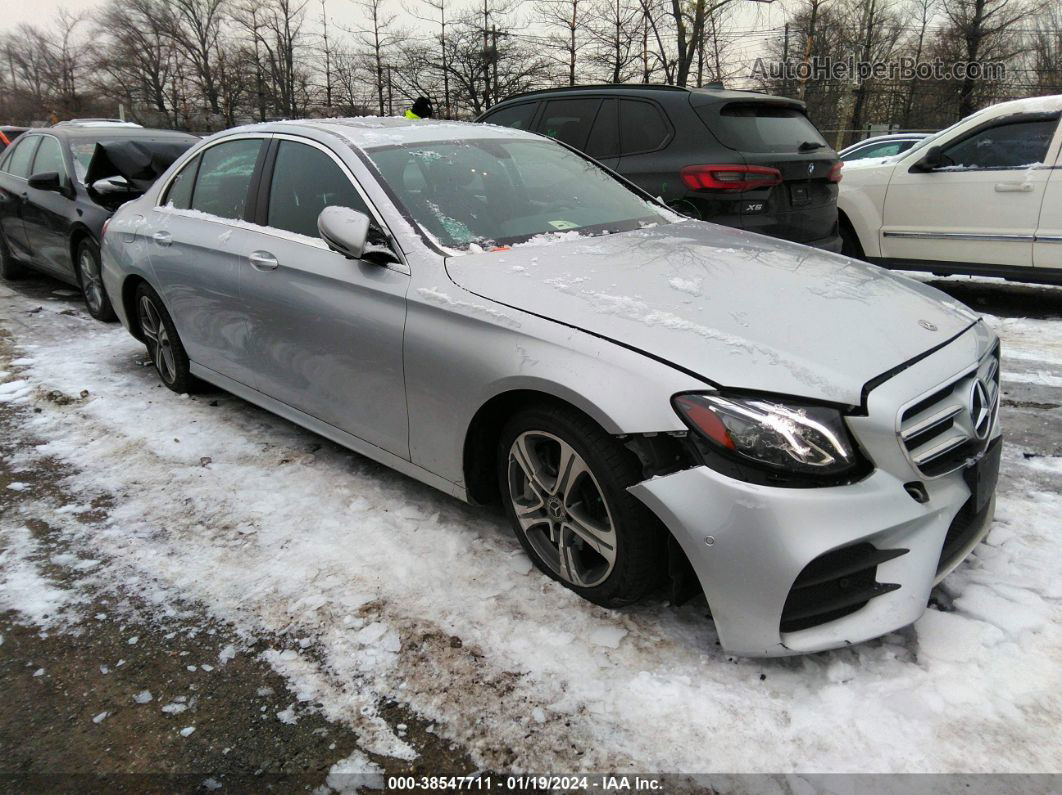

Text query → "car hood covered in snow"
[444,221,979,405]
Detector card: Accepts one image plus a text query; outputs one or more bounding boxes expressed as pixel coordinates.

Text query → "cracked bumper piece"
[629,461,994,657]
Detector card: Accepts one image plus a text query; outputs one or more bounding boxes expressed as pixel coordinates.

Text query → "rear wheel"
[0,230,25,280]
[498,404,665,607]
[77,239,117,321]
[135,283,197,394]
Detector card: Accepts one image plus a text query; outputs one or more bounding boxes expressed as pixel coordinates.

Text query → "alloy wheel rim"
[507,430,617,588]
[80,250,103,313]
[138,295,177,384]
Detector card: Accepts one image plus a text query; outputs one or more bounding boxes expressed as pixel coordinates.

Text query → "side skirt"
[189,362,468,502]
[868,257,1062,287]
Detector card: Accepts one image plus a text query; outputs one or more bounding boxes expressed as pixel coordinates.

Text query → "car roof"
[847,133,929,145]
[491,83,803,109]
[219,117,541,149]
[21,126,199,142]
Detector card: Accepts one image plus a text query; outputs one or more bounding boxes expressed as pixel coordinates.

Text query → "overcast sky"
[1,0,784,86]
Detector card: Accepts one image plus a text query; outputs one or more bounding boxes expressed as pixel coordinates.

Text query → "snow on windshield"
[365,139,671,253]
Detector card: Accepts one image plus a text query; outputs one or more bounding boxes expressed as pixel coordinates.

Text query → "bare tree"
[163,0,228,117]
[936,0,1039,118]
[535,0,586,85]
[91,0,180,125]
[352,0,400,115]
[586,0,641,82]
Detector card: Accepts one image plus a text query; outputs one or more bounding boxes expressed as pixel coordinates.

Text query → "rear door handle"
[152,231,172,246]
[249,251,279,271]
[994,182,1033,193]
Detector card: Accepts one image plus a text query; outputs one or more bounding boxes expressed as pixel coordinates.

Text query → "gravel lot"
[1,271,1060,787]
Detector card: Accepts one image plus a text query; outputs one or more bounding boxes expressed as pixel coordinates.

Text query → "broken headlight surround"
[672,392,872,486]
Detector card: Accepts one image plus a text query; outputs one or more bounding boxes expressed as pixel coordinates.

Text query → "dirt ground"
[0,276,479,792]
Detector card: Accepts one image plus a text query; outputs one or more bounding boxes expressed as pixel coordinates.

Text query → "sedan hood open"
[444,221,979,405]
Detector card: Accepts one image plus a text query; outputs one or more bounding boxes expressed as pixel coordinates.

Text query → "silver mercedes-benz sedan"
[100,118,1001,657]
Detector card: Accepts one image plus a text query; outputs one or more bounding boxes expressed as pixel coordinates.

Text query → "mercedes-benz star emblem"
[969,379,991,438]
[807,163,815,175]
[919,319,938,331]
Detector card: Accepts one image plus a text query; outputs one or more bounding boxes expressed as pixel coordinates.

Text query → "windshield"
[365,139,670,250]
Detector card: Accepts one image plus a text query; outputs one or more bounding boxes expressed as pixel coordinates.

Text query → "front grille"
[780,543,907,633]
[898,346,1000,478]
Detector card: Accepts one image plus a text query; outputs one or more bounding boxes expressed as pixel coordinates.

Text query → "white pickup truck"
[838,95,1062,285]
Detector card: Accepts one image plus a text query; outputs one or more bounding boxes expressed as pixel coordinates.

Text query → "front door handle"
[152,231,172,246]
[249,251,279,271]
[994,182,1033,193]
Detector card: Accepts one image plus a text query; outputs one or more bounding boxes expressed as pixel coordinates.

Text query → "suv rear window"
[710,103,827,154]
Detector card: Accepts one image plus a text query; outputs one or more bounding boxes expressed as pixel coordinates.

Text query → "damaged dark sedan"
[0,123,198,320]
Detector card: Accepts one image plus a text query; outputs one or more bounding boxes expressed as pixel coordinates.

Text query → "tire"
[0,230,26,280]
[76,238,117,321]
[839,220,865,259]
[497,404,666,607]
[134,282,198,394]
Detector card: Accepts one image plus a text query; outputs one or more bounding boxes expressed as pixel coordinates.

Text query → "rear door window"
[534,98,601,150]
[712,104,826,154]
[618,100,670,155]
[4,135,40,178]
[941,118,1057,170]
[586,99,619,159]
[483,102,539,130]
[190,139,263,221]
[266,141,371,239]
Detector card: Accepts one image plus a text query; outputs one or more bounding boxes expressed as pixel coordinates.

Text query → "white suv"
[838,95,1062,284]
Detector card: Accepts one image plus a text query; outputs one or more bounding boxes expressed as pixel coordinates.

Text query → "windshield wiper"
[799,141,826,152]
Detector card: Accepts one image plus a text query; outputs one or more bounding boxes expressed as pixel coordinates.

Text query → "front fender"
[403,291,709,486]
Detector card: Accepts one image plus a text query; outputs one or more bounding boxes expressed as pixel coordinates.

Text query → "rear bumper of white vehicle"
[631,324,1001,657]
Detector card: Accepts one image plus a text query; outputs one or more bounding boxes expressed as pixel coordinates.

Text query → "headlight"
[673,392,869,486]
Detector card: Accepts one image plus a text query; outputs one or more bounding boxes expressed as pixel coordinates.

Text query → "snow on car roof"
[246,116,540,149]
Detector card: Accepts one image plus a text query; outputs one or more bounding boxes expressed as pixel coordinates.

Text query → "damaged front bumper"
[630,323,1000,657]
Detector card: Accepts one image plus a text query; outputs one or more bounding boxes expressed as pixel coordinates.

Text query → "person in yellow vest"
[404,97,434,120]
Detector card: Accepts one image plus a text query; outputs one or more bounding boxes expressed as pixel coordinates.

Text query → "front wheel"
[135,283,198,394]
[498,405,665,607]
[77,239,117,321]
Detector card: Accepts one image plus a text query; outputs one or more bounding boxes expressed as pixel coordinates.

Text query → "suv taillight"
[680,164,783,192]
[828,162,843,182]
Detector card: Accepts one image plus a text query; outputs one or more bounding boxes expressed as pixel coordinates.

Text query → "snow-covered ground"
[1,278,1061,774]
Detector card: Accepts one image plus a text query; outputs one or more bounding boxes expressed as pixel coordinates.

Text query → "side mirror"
[910,145,946,173]
[28,171,63,192]
[318,205,370,260]
[90,176,137,196]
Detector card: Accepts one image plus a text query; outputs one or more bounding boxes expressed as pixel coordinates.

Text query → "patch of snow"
[0,525,78,628]
[134,690,153,704]
[416,287,520,329]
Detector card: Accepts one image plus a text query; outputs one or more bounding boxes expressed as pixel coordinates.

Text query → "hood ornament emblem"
[970,380,991,438]
[919,320,938,331]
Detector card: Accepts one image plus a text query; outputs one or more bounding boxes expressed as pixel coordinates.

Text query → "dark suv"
[477,85,842,251]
